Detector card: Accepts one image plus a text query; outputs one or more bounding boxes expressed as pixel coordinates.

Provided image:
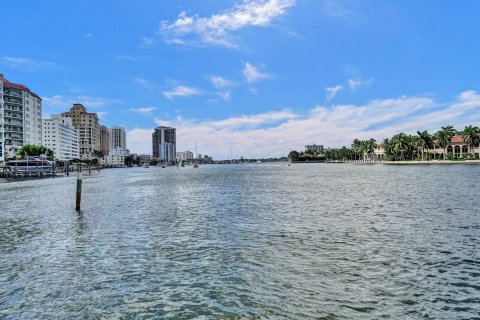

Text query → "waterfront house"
[428,135,479,159]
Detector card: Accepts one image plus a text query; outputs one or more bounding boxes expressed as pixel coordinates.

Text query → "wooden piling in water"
[75,176,82,211]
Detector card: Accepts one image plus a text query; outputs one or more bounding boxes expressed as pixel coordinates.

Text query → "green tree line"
[288,125,480,162]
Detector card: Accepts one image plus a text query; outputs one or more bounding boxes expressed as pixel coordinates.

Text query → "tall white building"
[42,114,79,161]
[0,74,42,161]
[160,142,175,163]
[109,126,126,151]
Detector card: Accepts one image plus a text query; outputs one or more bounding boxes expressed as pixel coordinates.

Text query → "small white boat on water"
[143,163,150,168]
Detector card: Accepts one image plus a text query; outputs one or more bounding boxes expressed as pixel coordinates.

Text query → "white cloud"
[203,109,299,128]
[0,56,57,71]
[210,75,234,88]
[134,77,156,89]
[96,112,108,119]
[348,77,373,91]
[217,92,231,102]
[325,85,343,101]
[243,62,270,83]
[126,90,480,159]
[127,129,153,155]
[142,37,155,46]
[158,0,295,47]
[84,33,92,38]
[42,95,122,110]
[117,55,137,61]
[323,0,356,18]
[163,86,201,99]
[130,107,156,113]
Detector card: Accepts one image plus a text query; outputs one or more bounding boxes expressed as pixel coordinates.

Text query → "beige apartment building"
[61,104,100,160]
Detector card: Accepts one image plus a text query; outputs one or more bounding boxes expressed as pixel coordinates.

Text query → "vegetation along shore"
[288,125,480,163]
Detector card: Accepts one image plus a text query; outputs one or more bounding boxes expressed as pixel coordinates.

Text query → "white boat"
[143,163,150,168]
[161,164,166,168]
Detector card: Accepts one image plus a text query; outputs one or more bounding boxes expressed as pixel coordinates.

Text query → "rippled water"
[1,164,479,319]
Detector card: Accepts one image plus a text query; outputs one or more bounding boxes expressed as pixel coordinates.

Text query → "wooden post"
[75,174,82,211]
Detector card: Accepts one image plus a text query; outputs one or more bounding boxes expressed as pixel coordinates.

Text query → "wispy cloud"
[97,111,108,119]
[348,77,373,91]
[0,56,58,71]
[42,95,122,109]
[217,92,231,102]
[200,109,299,129]
[163,85,201,99]
[210,75,234,88]
[323,0,358,19]
[142,37,155,47]
[127,90,480,158]
[134,77,156,89]
[243,62,270,83]
[83,33,92,38]
[130,107,156,113]
[158,0,295,47]
[117,55,137,61]
[325,85,343,101]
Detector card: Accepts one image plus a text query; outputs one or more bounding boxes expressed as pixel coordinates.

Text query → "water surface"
[1,164,479,319]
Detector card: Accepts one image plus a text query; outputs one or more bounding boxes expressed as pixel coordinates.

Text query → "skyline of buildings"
[4,73,479,163]
[0,74,131,164]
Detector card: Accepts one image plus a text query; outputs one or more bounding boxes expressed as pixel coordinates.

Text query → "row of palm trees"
[287,125,480,162]
[354,125,480,161]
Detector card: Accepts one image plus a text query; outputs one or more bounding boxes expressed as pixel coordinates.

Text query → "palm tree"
[383,138,394,160]
[351,139,362,160]
[417,130,433,160]
[393,133,411,160]
[364,138,376,161]
[461,125,480,155]
[435,130,451,159]
[442,125,456,137]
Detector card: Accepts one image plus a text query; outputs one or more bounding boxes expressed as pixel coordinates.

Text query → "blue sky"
[1,0,480,158]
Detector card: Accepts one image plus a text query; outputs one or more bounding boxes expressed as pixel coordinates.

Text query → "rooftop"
[0,74,42,100]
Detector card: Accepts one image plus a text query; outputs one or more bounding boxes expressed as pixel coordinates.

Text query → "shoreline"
[293,160,480,165]
[382,160,480,165]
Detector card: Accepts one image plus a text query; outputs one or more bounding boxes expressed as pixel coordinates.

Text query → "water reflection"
[0,164,479,319]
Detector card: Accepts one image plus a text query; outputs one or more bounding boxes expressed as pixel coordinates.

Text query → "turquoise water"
[1,164,479,319]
